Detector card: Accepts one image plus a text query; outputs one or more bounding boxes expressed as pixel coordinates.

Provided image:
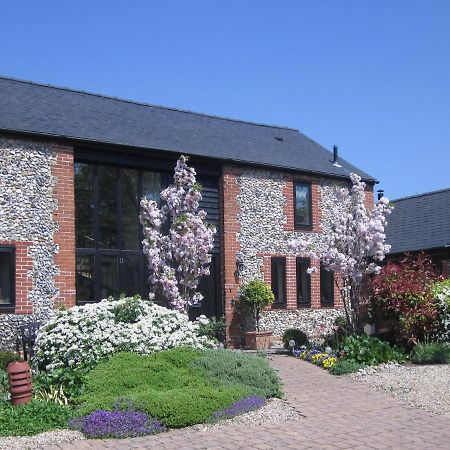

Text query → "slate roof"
[0,76,375,181]
[385,188,450,254]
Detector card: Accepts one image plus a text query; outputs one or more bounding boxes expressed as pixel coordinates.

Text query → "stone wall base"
[0,314,39,350]
[260,308,344,338]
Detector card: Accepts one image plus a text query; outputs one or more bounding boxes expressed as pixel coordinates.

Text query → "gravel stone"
[187,398,302,432]
[0,429,84,450]
[349,363,450,415]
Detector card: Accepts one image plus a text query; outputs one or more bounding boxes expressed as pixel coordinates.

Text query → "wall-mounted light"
[235,258,245,277]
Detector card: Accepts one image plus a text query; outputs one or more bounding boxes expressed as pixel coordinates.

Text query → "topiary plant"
[238,280,274,331]
[282,329,309,349]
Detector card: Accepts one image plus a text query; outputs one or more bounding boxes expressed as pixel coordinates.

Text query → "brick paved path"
[46,355,450,449]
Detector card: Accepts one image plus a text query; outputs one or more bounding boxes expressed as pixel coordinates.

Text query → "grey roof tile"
[0,76,375,181]
[385,188,450,254]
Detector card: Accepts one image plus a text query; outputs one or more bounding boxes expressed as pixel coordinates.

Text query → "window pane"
[142,171,161,203]
[121,169,140,250]
[0,250,13,305]
[74,163,95,248]
[76,254,95,304]
[271,258,286,304]
[295,184,311,227]
[320,264,334,306]
[120,254,141,297]
[98,166,118,249]
[297,258,311,307]
[100,255,118,299]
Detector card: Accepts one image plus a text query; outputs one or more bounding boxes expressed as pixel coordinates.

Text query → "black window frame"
[271,257,287,306]
[296,257,311,308]
[320,263,334,307]
[294,182,313,229]
[0,246,15,311]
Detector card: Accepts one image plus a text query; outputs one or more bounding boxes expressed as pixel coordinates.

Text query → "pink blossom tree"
[290,173,393,333]
[140,155,216,311]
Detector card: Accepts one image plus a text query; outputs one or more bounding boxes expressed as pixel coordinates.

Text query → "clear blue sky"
[1,0,449,199]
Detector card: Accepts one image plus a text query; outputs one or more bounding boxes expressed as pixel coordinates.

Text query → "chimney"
[333,145,338,164]
[377,189,384,200]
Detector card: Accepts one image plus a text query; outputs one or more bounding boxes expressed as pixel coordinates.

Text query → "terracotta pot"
[244,331,273,350]
[6,361,33,405]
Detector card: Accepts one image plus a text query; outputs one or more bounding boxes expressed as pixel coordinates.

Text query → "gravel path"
[348,363,450,415]
[0,430,84,450]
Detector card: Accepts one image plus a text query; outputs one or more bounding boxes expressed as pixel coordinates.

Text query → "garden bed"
[348,363,450,415]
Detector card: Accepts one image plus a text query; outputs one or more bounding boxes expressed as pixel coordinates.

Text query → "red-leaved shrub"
[369,254,442,346]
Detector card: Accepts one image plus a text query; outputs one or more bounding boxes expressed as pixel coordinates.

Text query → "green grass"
[0,400,73,436]
[77,348,281,428]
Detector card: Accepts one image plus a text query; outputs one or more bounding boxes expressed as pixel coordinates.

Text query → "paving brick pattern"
[46,356,450,449]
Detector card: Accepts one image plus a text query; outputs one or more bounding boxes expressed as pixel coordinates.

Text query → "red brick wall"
[221,166,241,347]
[0,241,33,314]
[52,145,76,309]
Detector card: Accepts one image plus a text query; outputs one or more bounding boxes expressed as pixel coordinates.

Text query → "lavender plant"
[140,155,216,311]
[211,396,266,421]
[69,409,166,439]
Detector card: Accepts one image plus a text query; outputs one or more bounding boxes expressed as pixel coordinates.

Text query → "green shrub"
[282,329,309,349]
[238,280,274,331]
[0,351,21,371]
[34,367,87,403]
[111,295,146,323]
[431,278,450,341]
[198,316,225,342]
[411,342,450,365]
[191,349,282,399]
[77,348,281,428]
[0,400,73,436]
[328,359,363,376]
[341,335,405,365]
[0,370,9,402]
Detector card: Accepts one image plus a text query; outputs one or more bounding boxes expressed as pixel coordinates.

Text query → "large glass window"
[0,247,15,307]
[296,258,311,307]
[271,257,286,305]
[74,163,161,304]
[294,183,312,228]
[320,263,334,306]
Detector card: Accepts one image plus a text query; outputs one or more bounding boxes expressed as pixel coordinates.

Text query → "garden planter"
[6,361,33,405]
[244,331,272,350]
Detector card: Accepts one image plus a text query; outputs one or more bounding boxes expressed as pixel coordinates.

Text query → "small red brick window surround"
[294,182,312,229]
[271,257,287,307]
[0,246,15,311]
[320,263,334,307]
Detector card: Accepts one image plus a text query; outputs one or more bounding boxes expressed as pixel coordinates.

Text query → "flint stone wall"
[0,138,59,349]
[236,169,345,336]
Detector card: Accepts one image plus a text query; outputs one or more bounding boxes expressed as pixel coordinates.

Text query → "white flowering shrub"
[33,296,214,371]
[432,279,450,341]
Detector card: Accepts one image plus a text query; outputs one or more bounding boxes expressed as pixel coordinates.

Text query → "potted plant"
[238,280,274,350]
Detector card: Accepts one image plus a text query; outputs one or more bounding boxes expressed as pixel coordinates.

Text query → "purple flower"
[69,410,166,439]
[212,396,266,421]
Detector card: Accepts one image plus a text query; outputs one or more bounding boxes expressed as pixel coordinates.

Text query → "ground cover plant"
[69,399,166,439]
[411,342,450,365]
[290,331,406,375]
[75,348,281,429]
[33,296,214,372]
[0,400,73,436]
